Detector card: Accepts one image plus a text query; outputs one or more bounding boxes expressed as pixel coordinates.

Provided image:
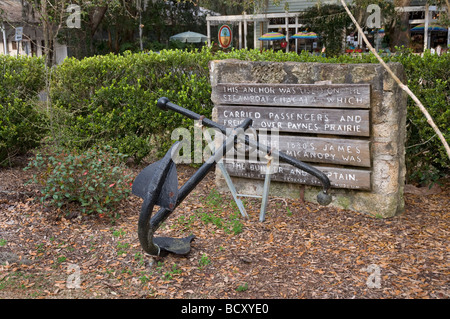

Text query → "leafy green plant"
[198,254,211,269]
[112,228,126,238]
[139,274,151,284]
[116,242,130,256]
[163,263,182,281]
[236,282,248,292]
[391,48,449,184]
[197,189,245,235]
[26,145,132,217]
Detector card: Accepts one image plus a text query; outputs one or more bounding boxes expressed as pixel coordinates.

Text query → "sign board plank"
[212,83,371,108]
[217,105,370,137]
[248,135,371,167]
[223,160,372,190]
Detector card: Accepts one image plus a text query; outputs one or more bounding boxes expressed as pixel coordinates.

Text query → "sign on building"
[218,25,232,49]
[14,27,23,41]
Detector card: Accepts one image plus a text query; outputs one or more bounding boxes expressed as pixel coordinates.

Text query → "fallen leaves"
[0,164,449,299]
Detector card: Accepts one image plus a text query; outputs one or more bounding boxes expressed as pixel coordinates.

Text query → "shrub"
[50,49,212,163]
[48,47,448,183]
[26,145,132,217]
[391,49,450,183]
[0,97,46,166]
[0,55,46,166]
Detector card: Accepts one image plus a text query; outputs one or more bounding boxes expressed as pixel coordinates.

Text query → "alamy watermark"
[362,264,382,288]
[366,4,382,29]
[66,4,81,29]
[66,263,81,289]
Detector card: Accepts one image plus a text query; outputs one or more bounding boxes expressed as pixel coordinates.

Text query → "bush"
[219,48,450,183]
[0,56,46,166]
[391,49,450,183]
[50,49,212,163]
[48,47,448,183]
[26,146,132,217]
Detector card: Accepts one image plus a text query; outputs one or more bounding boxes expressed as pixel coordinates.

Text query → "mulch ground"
[0,157,448,299]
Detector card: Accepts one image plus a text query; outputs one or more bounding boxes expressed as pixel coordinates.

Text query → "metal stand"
[203,122,273,222]
[217,160,272,222]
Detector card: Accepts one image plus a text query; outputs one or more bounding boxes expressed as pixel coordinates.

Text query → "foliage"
[390,48,450,183]
[2,45,446,184]
[26,145,132,217]
[47,46,449,183]
[58,0,209,57]
[198,254,211,268]
[49,48,212,163]
[197,188,244,235]
[143,0,207,46]
[0,55,46,166]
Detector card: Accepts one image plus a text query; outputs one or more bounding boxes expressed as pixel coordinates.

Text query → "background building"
[0,0,68,63]
[206,0,449,53]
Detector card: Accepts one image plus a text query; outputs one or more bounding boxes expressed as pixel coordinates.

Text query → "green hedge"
[0,55,46,166]
[218,49,449,181]
[1,48,447,183]
[50,49,212,163]
[50,47,449,181]
[48,48,382,163]
[389,49,449,183]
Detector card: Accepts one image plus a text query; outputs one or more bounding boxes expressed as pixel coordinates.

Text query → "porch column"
[207,16,211,46]
[239,20,242,49]
[424,4,429,50]
[254,20,258,49]
[243,13,248,49]
[1,23,7,55]
[295,16,298,53]
[285,13,289,53]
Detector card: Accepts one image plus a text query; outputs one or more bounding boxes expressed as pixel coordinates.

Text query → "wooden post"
[424,4,429,51]
[295,16,298,53]
[207,16,211,46]
[285,13,289,53]
[447,27,450,48]
[1,23,7,55]
[239,21,242,49]
[244,12,248,49]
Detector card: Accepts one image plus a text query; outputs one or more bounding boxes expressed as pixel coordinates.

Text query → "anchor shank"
[157,97,332,200]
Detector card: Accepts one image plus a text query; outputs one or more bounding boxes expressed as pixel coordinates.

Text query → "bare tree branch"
[339,0,450,161]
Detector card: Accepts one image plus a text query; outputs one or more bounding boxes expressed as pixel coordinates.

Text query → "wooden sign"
[214,81,373,190]
[212,83,371,108]
[224,160,372,190]
[216,105,370,137]
[251,135,371,167]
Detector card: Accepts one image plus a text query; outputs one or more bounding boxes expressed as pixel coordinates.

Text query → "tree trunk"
[390,0,411,50]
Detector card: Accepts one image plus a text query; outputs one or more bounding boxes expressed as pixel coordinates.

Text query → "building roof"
[266,0,430,13]
[267,0,353,13]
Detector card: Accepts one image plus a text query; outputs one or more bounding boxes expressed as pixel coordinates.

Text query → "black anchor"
[132,97,332,256]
